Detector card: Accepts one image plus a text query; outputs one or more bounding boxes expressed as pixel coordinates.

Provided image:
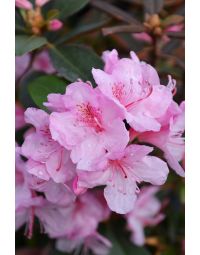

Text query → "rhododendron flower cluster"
[16,49,185,253]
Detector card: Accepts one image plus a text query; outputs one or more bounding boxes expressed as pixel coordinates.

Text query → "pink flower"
[27,176,76,206]
[56,232,112,255]
[138,101,185,177]
[15,51,54,81]
[92,50,173,132]
[48,82,129,170]
[33,51,55,74]
[48,19,63,31]
[15,146,44,236]
[15,0,33,10]
[125,186,165,246]
[35,0,50,7]
[21,108,75,183]
[75,145,169,214]
[36,192,110,239]
[15,103,25,130]
[15,54,30,80]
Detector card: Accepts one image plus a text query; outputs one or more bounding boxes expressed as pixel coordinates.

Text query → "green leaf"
[16,35,47,56]
[53,0,89,20]
[49,44,103,86]
[29,75,68,110]
[55,18,110,45]
[18,71,44,108]
[15,10,26,34]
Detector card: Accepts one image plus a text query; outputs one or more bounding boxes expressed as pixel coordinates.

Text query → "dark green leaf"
[16,35,47,56]
[106,226,150,255]
[49,44,103,86]
[15,10,26,34]
[29,75,68,110]
[55,18,110,45]
[52,0,89,20]
[91,0,140,24]
[18,72,44,108]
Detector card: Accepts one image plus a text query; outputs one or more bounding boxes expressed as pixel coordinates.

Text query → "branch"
[102,24,146,36]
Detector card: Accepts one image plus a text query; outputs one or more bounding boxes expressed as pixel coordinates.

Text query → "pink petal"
[104,179,137,214]
[102,49,119,73]
[128,217,145,246]
[132,156,169,185]
[46,149,75,183]
[24,108,49,130]
[26,160,50,181]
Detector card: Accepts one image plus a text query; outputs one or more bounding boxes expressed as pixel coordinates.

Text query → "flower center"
[76,103,104,133]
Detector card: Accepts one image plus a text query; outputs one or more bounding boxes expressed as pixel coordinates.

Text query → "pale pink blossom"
[16,103,25,130]
[21,108,75,183]
[15,54,30,80]
[36,192,110,239]
[92,50,173,132]
[56,232,112,255]
[138,101,185,177]
[15,146,44,236]
[125,186,164,246]
[74,145,169,214]
[15,0,33,10]
[15,51,54,80]
[33,51,55,74]
[48,19,63,31]
[49,82,129,170]
[35,0,50,7]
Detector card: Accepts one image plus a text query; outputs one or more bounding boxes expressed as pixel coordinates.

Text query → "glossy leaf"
[52,0,89,20]
[91,0,140,24]
[29,75,67,110]
[16,35,47,56]
[55,18,110,45]
[106,226,150,255]
[49,44,103,85]
[18,72,44,108]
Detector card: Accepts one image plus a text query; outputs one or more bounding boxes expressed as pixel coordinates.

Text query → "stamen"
[56,149,63,171]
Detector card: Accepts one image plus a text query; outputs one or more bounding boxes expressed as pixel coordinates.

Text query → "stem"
[151,35,158,67]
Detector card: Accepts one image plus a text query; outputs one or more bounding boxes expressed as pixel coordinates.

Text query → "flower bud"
[15,0,32,10]
[48,19,63,31]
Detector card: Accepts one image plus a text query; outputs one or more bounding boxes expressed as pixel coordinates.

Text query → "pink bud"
[48,19,63,31]
[35,0,50,7]
[15,0,32,10]
[133,32,153,43]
